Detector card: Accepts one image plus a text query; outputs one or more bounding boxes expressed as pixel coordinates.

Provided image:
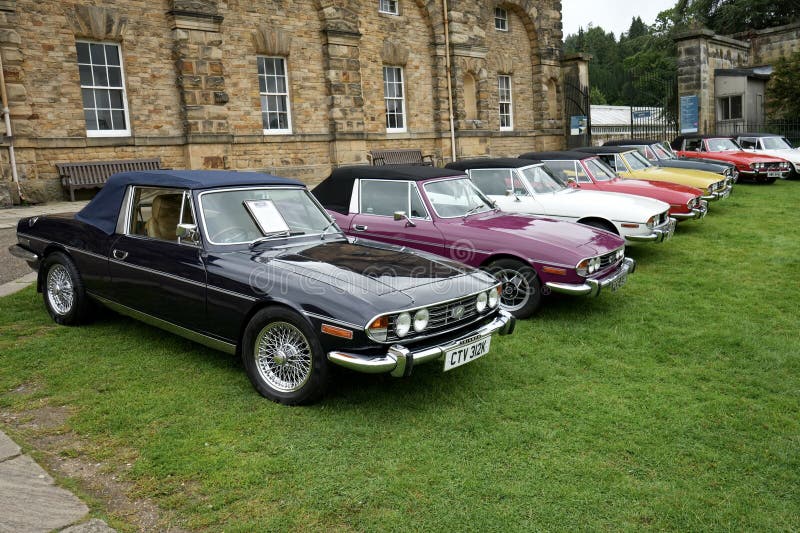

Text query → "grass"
[1,180,799,531]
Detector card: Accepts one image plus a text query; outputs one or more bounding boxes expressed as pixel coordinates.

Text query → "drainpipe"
[0,51,21,201]
[442,0,457,163]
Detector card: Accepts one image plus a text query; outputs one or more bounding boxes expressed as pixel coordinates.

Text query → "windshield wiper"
[249,230,304,248]
[463,204,485,218]
[320,219,341,240]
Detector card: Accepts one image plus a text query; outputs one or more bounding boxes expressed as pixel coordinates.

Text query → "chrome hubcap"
[46,264,74,315]
[254,322,312,393]
[495,268,531,312]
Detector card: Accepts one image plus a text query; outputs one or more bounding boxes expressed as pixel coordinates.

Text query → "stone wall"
[0,0,566,202]
[734,21,800,66]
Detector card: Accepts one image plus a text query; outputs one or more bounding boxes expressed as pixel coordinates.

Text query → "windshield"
[707,138,741,151]
[761,136,793,150]
[584,158,617,181]
[519,165,568,193]
[623,151,652,170]
[652,143,674,159]
[423,178,494,218]
[200,187,334,244]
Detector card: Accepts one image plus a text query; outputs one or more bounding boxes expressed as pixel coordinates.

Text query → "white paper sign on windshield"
[243,199,290,235]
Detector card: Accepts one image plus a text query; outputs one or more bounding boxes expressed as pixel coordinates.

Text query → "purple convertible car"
[312,166,636,318]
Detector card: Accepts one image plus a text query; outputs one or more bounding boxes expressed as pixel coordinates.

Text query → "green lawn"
[1,180,799,531]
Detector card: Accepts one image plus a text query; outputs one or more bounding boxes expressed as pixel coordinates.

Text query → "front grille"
[654,211,669,226]
[764,162,784,171]
[386,293,482,342]
[598,248,623,271]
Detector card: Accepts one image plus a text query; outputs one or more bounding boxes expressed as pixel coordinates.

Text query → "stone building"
[675,21,800,135]
[0,0,567,203]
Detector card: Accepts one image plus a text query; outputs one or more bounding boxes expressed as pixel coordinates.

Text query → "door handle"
[353,224,368,231]
[112,249,128,260]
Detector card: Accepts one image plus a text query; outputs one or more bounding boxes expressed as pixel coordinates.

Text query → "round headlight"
[413,308,429,332]
[488,287,499,308]
[395,312,411,337]
[476,291,488,313]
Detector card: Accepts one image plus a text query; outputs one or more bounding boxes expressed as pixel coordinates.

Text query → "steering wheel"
[210,226,252,243]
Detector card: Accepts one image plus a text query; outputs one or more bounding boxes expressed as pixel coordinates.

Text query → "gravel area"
[1,228,34,285]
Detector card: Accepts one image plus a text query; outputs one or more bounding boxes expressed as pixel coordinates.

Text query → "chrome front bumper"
[545,257,636,297]
[327,310,515,377]
[701,184,732,201]
[625,218,676,243]
[8,244,39,262]
[671,200,708,221]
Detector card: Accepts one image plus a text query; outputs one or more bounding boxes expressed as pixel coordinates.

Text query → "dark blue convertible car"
[10,170,514,404]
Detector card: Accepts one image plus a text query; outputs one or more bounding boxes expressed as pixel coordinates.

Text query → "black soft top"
[603,139,664,146]
[519,151,594,161]
[312,165,465,214]
[445,157,543,171]
[574,146,638,154]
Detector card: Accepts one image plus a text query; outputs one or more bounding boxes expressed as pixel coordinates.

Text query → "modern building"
[0,0,569,204]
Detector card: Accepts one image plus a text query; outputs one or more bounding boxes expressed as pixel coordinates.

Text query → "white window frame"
[495,7,508,31]
[76,40,131,138]
[498,75,513,131]
[258,56,292,135]
[383,66,407,133]
[379,0,399,15]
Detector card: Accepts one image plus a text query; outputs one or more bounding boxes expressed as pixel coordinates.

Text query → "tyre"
[41,252,93,326]
[241,307,329,405]
[485,258,542,319]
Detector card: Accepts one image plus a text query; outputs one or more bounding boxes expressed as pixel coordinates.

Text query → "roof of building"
[714,65,772,80]
[445,158,543,171]
[76,170,302,235]
[311,165,465,214]
[518,151,594,161]
[590,105,666,126]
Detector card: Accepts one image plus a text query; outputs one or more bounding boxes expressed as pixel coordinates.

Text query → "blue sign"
[632,110,652,120]
[570,115,587,135]
[680,95,699,134]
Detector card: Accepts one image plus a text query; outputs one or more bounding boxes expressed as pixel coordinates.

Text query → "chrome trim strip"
[328,310,515,374]
[364,283,502,344]
[301,311,362,330]
[206,284,257,302]
[91,294,237,355]
[109,258,206,288]
[65,246,108,261]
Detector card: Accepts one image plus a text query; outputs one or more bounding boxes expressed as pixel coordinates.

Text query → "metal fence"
[716,120,800,146]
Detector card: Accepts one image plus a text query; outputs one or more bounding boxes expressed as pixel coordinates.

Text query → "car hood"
[601,178,701,202]
[247,239,479,296]
[749,149,800,164]
[462,211,624,260]
[632,166,719,188]
[702,150,786,164]
[498,188,668,222]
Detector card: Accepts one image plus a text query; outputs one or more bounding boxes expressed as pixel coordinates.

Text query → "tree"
[590,86,608,105]
[766,49,800,120]
[674,0,800,34]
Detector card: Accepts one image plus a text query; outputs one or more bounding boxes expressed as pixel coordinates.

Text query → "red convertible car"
[671,134,791,183]
[520,151,708,221]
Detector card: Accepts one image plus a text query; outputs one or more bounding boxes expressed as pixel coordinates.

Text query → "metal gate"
[564,74,591,148]
[624,70,679,141]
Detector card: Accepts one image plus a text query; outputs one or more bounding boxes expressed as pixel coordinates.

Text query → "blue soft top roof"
[76,170,304,235]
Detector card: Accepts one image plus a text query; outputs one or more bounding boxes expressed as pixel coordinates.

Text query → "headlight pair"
[395,308,430,338]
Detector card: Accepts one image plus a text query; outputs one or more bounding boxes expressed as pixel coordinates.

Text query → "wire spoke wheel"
[46,264,75,315]
[495,268,531,312]
[254,321,313,393]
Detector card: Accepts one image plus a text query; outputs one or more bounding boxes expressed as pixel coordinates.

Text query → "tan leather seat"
[145,194,182,241]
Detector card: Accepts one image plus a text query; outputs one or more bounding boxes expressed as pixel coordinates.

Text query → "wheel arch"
[236,299,313,356]
[479,253,534,270]
[576,217,619,234]
[37,244,72,293]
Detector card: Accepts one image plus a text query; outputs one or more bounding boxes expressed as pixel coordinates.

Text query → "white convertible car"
[735,133,799,179]
[446,158,676,244]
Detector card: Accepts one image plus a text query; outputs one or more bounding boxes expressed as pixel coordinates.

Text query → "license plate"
[609,270,627,292]
[768,171,781,178]
[720,189,731,199]
[443,335,491,371]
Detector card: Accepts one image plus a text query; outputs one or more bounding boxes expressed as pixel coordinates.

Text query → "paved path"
[1,201,112,532]
[0,430,114,532]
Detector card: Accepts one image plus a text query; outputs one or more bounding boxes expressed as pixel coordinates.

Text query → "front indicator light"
[413,308,429,332]
[368,316,388,342]
[395,312,411,337]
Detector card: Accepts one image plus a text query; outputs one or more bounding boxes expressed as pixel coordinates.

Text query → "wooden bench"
[367,149,434,167]
[56,158,162,201]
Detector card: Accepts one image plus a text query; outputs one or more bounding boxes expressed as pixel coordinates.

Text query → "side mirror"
[393,211,416,227]
[176,223,199,244]
[567,178,578,188]
[505,189,521,202]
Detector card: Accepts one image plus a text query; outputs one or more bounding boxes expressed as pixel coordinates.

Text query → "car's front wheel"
[242,307,329,405]
[485,258,542,319]
[41,252,94,325]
